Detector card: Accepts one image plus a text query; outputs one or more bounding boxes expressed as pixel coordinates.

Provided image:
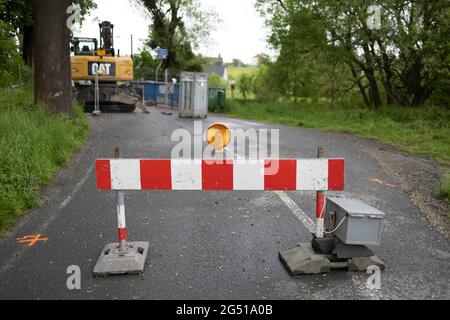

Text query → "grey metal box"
[325,197,385,246]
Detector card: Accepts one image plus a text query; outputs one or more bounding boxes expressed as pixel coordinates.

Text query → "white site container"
[179,72,208,118]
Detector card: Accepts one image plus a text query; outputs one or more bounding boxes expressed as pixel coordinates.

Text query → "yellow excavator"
[71,21,140,112]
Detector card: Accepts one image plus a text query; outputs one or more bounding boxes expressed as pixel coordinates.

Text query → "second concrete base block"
[280,242,385,275]
[279,243,331,275]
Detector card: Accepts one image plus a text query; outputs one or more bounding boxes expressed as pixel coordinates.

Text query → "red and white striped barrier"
[96,159,345,191]
[96,158,345,248]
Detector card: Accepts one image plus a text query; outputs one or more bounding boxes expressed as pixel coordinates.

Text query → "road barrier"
[96,159,345,191]
[93,154,345,276]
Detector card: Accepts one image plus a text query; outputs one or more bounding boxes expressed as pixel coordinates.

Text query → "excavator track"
[73,83,141,112]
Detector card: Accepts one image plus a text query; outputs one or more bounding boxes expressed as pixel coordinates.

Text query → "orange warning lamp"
[206,123,231,151]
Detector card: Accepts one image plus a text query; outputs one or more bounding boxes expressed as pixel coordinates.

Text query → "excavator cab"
[71,37,98,56]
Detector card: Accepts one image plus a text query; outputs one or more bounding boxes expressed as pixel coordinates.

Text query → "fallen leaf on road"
[370,178,395,188]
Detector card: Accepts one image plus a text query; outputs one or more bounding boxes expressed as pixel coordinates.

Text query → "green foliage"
[75,0,98,19]
[136,0,217,71]
[0,0,96,55]
[225,59,247,68]
[0,21,19,86]
[237,74,255,99]
[133,49,160,80]
[252,65,278,102]
[255,0,450,108]
[226,67,259,99]
[0,20,32,87]
[227,67,259,81]
[224,98,450,165]
[0,0,96,31]
[253,4,352,103]
[175,48,207,72]
[208,73,227,89]
[0,88,89,233]
[0,0,33,32]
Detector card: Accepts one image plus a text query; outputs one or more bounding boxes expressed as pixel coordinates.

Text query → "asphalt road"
[0,107,449,300]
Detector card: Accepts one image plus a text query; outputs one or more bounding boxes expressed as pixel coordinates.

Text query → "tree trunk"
[21,25,34,67]
[404,59,431,107]
[33,0,72,113]
[163,5,180,70]
[362,46,382,109]
[366,70,382,108]
[349,63,370,108]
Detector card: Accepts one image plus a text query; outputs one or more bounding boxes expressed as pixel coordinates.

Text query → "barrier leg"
[279,146,332,275]
[117,191,127,251]
[316,192,325,238]
[93,147,149,277]
[316,146,325,238]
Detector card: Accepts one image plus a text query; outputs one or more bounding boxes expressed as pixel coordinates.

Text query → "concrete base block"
[348,256,386,272]
[279,242,331,275]
[93,242,149,277]
[280,242,386,275]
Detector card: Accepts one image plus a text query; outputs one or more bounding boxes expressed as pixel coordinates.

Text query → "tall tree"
[136,0,217,70]
[0,0,96,67]
[33,0,73,113]
[256,0,449,108]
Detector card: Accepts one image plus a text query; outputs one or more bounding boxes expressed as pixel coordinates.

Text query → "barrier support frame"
[279,146,385,275]
[93,147,149,277]
[93,146,384,276]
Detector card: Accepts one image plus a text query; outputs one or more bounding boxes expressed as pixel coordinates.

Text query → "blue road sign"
[156,48,168,59]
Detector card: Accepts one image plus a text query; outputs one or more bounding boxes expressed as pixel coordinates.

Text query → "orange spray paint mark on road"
[16,234,48,247]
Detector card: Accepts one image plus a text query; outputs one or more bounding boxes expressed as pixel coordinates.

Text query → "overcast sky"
[77,0,268,64]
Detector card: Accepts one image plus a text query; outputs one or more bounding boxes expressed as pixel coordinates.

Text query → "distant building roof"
[208,64,227,79]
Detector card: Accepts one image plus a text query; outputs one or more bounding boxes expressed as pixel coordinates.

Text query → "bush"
[252,66,279,102]
[208,73,227,89]
[237,74,254,99]
[0,21,32,87]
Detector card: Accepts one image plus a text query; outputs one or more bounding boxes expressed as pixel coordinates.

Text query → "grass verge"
[223,98,450,203]
[0,88,89,234]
